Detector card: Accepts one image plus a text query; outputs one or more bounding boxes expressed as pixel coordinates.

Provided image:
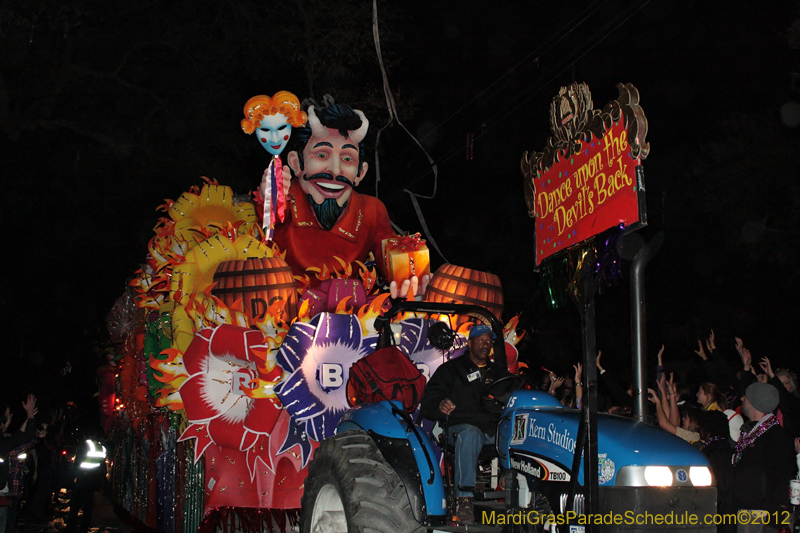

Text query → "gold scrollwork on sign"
[522,82,649,219]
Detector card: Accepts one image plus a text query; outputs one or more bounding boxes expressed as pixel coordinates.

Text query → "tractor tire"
[300,429,426,533]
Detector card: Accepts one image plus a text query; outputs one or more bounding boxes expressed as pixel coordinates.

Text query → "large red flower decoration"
[178,324,283,459]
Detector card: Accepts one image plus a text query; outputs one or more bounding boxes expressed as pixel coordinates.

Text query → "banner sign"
[522,82,650,266]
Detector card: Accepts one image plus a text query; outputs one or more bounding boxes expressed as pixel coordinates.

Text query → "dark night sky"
[1,0,799,406]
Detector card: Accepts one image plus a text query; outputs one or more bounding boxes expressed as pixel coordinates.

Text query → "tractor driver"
[420,324,511,524]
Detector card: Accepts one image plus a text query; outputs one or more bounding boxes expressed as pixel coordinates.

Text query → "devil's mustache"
[302,172,355,188]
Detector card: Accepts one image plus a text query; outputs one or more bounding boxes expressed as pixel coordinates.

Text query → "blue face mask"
[257,114,292,156]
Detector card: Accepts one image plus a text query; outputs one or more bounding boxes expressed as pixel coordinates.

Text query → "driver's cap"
[468,324,496,340]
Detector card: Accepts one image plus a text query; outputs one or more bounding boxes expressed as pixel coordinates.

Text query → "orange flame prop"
[334,296,353,314]
[355,260,377,293]
[503,314,525,346]
[296,298,313,323]
[306,256,356,282]
[251,299,291,348]
[150,348,189,385]
[355,293,392,336]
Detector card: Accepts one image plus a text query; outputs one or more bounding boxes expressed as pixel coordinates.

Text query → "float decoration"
[109,90,531,530]
[169,180,257,246]
[424,264,504,324]
[274,313,373,442]
[522,82,649,267]
[590,223,625,295]
[241,92,307,238]
[177,325,283,455]
[198,507,296,533]
[381,233,431,288]
[295,257,383,319]
[211,257,298,326]
[274,414,314,469]
[258,158,283,241]
[536,224,626,307]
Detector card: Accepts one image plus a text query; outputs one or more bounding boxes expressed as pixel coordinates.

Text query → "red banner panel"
[533,122,641,264]
[521,82,650,266]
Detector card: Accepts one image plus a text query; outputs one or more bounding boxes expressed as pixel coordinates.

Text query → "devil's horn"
[307,106,329,139]
[350,110,369,143]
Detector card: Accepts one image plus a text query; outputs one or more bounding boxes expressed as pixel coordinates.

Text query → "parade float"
[104,91,524,533]
[286,83,716,533]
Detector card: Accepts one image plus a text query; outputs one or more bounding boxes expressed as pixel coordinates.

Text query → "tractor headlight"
[644,466,673,486]
[616,465,715,487]
[689,466,712,487]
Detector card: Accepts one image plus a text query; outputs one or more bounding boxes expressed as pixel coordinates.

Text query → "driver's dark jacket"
[420,355,510,435]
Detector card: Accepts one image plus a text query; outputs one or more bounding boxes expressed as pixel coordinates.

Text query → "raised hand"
[734,337,744,355]
[693,340,708,361]
[740,347,753,372]
[22,394,37,419]
[759,356,775,378]
[548,374,564,393]
[573,363,583,384]
[596,351,604,372]
[706,330,716,352]
[1,407,11,433]
[647,388,660,404]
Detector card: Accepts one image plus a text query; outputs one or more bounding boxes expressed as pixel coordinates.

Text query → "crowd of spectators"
[0,396,101,533]
[539,331,799,532]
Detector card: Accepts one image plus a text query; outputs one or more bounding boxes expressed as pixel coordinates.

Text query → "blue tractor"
[299,303,717,532]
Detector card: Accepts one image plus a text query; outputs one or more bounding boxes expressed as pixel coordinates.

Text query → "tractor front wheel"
[300,429,425,533]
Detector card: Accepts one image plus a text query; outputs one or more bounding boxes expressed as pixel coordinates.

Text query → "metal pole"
[567,249,600,530]
[629,232,663,422]
[580,274,599,521]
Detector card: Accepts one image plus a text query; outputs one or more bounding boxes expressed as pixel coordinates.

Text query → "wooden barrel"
[423,264,503,323]
[212,257,298,324]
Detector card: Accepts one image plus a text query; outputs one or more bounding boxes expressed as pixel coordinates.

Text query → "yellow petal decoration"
[169,182,257,246]
[130,180,296,421]
[170,305,197,354]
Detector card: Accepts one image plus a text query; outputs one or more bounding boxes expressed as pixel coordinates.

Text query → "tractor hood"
[498,391,711,487]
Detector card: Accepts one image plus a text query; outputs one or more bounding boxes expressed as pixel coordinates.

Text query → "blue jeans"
[449,423,494,497]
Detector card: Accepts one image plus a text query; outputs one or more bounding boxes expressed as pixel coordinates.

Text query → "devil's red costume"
[273,180,395,287]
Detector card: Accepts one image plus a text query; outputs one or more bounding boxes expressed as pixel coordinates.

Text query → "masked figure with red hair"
[242,91,308,240]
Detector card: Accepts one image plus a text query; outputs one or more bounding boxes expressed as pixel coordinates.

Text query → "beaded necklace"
[732,413,778,465]
[701,436,727,450]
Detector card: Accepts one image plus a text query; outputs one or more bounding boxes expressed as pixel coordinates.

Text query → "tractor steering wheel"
[480,373,532,415]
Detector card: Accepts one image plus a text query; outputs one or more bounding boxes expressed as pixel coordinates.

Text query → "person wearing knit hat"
[721,381,794,529]
[743,382,780,415]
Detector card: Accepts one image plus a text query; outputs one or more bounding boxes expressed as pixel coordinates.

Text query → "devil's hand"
[390,275,431,301]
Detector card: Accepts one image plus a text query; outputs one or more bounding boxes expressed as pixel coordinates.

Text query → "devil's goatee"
[309,196,347,231]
